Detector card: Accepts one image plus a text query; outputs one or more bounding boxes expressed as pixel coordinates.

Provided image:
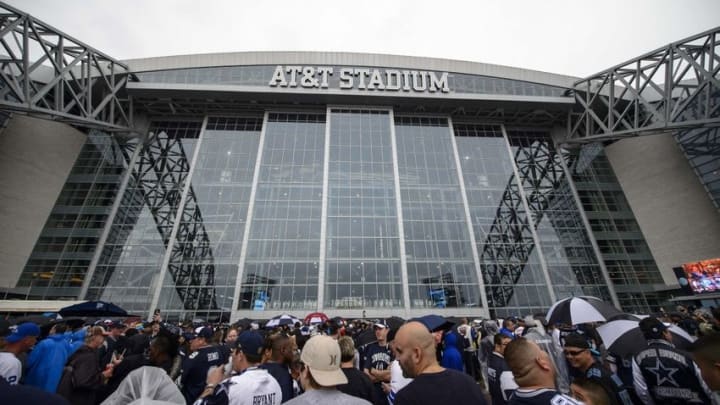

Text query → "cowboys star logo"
[647,358,680,387]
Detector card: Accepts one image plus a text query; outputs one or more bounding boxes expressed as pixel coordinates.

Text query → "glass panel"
[241,113,326,311]
[325,109,403,309]
[156,117,263,321]
[395,116,480,309]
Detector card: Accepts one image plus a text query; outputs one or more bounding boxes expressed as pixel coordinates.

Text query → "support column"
[389,109,411,312]
[447,117,489,315]
[148,116,209,320]
[500,125,557,303]
[230,112,269,319]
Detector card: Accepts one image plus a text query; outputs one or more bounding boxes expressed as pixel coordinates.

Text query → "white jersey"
[0,352,21,385]
[226,367,283,405]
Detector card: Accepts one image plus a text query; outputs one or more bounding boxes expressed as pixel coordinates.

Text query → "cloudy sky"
[6,0,720,77]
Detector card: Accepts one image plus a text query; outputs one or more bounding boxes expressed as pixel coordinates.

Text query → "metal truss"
[139,125,218,311]
[0,2,132,130]
[481,131,609,309]
[568,26,720,143]
[90,123,218,311]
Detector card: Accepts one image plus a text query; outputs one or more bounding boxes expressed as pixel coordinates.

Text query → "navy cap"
[234,331,264,357]
[194,326,214,340]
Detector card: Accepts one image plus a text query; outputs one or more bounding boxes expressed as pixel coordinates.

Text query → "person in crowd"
[522,315,569,394]
[488,333,518,405]
[285,335,370,405]
[197,330,282,405]
[689,333,720,391]
[440,331,463,371]
[98,321,126,368]
[180,326,229,404]
[97,333,177,402]
[260,332,296,403]
[25,322,72,392]
[499,318,517,339]
[503,337,581,404]
[392,321,487,405]
[632,316,712,404]
[479,319,499,385]
[225,327,239,347]
[562,333,632,405]
[362,320,393,403]
[382,340,413,405]
[56,326,113,405]
[570,377,613,405]
[457,320,480,381]
[0,322,40,384]
[126,322,151,356]
[337,335,378,405]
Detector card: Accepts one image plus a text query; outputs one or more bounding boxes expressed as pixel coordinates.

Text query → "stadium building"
[0,3,718,321]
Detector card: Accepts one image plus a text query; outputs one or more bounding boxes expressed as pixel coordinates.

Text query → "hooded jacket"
[25,333,72,392]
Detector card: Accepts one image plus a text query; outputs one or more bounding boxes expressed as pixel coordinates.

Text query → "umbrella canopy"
[546,296,621,326]
[58,300,128,317]
[266,314,300,328]
[597,319,696,357]
[304,312,329,325]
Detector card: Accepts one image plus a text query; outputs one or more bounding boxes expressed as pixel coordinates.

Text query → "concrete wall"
[606,133,720,284]
[0,115,86,288]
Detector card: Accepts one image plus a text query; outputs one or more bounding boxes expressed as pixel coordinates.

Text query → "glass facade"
[12,63,671,321]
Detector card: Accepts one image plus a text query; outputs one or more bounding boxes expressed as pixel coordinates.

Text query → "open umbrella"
[304,312,329,325]
[597,319,696,357]
[266,314,300,328]
[546,296,621,326]
[58,300,128,317]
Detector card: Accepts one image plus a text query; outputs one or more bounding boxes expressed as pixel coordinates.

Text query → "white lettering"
[339,68,353,89]
[367,69,385,90]
[268,66,287,87]
[401,70,411,91]
[300,66,318,88]
[385,70,401,91]
[286,66,302,87]
[355,68,370,89]
[411,71,427,91]
[317,67,333,88]
[429,71,449,93]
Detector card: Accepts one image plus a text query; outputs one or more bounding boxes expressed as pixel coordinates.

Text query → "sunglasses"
[564,349,587,357]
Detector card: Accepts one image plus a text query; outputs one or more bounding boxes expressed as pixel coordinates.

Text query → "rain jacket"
[25,333,72,392]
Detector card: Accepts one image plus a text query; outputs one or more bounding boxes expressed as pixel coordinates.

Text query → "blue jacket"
[25,334,72,392]
[440,332,464,372]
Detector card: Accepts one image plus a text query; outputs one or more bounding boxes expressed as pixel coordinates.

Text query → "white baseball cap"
[300,335,348,386]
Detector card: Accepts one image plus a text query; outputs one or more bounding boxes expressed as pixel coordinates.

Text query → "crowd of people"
[0,304,719,405]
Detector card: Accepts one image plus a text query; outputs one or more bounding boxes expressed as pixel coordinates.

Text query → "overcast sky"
[7,0,720,78]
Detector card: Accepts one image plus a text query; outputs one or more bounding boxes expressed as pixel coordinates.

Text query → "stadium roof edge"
[124,51,579,90]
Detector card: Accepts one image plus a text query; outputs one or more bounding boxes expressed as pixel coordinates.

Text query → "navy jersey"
[181,345,229,404]
[362,342,392,371]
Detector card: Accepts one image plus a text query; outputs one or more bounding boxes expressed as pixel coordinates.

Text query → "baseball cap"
[374,319,388,329]
[108,321,125,329]
[6,322,41,343]
[639,316,668,340]
[300,335,348,387]
[234,331,264,357]
[194,326,214,340]
[563,333,590,349]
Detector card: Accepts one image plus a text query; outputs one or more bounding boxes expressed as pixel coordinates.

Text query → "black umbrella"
[597,319,696,357]
[546,296,621,326]
[58,300,128,317]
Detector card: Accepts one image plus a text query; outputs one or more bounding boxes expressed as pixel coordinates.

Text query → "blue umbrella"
[58,300,128,317]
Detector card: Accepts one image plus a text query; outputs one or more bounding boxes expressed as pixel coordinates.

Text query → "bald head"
[504,337,555,389]
[393,321,438,378]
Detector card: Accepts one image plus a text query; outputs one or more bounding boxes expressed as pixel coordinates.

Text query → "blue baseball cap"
[6,322,40,343]
[235,331,264,357]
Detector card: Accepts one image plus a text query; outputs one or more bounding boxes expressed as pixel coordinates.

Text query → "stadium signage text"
[268,65,450,93]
